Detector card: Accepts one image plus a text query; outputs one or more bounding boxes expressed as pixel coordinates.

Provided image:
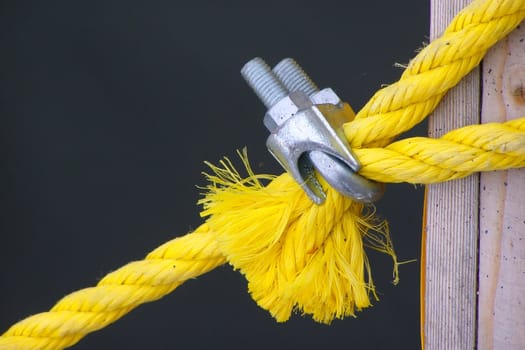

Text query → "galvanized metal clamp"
[241,57,384,205]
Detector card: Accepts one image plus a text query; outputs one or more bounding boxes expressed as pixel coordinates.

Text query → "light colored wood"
[424,0,480,349]
[477,23,525,350]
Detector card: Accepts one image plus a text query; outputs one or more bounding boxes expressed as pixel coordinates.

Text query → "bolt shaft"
[241,57,288,109]
[272,58,319,96]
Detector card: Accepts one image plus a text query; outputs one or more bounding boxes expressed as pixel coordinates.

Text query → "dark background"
[1,1,428,349]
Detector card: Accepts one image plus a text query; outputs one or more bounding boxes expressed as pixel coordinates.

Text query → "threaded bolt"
[241,57,288,109]
[272,58,319,96]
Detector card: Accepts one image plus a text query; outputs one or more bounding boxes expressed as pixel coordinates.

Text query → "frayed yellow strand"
[199,149,398,324]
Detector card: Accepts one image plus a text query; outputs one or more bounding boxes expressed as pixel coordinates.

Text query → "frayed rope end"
[199,149,399,324]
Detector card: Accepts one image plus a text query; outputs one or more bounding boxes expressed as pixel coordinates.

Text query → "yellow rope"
[2,0,524,349]
[357,118,525,183]
[346,0,525,148]
[1,227,225,349]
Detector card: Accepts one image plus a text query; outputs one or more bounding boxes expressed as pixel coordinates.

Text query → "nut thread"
[273,58,319,96]
[241,57,288,109]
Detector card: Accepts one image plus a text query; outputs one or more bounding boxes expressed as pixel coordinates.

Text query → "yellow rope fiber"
[2,0,524,349]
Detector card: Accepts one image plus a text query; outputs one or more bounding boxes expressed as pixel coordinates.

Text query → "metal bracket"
[241,57,384,204]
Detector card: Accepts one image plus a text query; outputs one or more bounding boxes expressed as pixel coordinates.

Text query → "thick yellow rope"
[358,118,525,183]
[2,0,524,349]
[1,228,225,350]
[346,0,525,148]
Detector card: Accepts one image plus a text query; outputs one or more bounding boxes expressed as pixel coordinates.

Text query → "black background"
[1,1,428,349]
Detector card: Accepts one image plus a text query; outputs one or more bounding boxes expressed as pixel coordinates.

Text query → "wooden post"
[477,23,525,349]
[424,1,480,349]
[424,1,525,348]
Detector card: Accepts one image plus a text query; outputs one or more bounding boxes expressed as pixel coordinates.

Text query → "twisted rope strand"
[345,0,525,148]
[356,117,525,183]
[0,228,225,350]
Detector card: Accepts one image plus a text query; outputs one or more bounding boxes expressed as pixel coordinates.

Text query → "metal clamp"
[241,57,384,205]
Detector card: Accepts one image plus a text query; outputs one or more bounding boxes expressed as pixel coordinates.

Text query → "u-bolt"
[241,57,384,204]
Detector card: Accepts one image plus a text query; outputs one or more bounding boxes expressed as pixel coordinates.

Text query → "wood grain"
[477,22,525,350]
[424,0,480,349]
